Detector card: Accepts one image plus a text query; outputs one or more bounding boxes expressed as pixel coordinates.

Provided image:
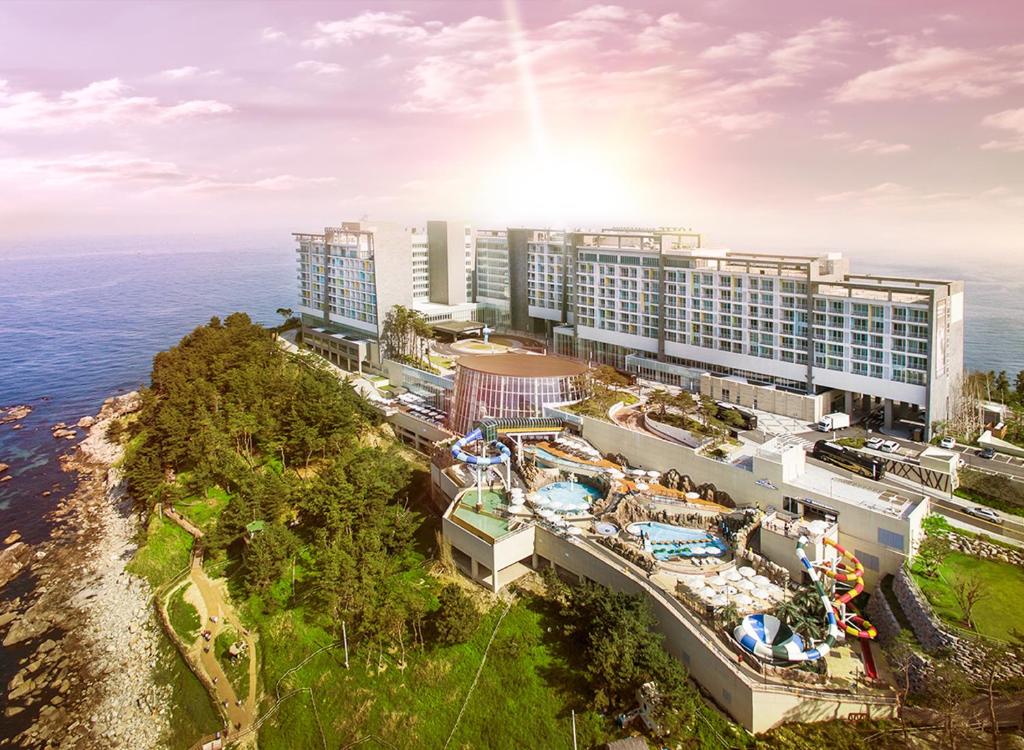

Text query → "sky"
[1,0,1023,262]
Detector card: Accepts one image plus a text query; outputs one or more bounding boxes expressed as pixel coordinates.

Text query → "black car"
[978,447,996,459]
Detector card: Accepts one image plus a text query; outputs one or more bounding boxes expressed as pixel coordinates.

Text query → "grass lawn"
[911,551,1024,640]
[215,626,250,700]
[128,514,194,588]
[252,596,624,750]
[153,637,223,749]
[168,583,201,642]
[564,390,640,421]
[174,486,232,532]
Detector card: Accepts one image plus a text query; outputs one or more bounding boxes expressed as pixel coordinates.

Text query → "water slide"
[451,417,566,465]
[821,538,877,640]
[450,427,512,465]
[734,535,841,663]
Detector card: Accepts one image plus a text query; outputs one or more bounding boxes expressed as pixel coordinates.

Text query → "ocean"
[1,244,1023,548]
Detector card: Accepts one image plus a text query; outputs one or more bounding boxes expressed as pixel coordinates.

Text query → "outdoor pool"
[626,521,728,561]
[534,481,601,513]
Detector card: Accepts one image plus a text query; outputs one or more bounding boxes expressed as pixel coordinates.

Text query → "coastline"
[0,393,170,748]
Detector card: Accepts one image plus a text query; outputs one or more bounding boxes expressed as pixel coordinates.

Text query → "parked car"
[865,437,884,451]
[966,506,1002,524]
[879,440,901,454]
[978,447,996,459]
[939,436,956,449]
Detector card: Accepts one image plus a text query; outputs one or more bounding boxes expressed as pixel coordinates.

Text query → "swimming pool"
[626,521,728,561]
[534,481,601,513]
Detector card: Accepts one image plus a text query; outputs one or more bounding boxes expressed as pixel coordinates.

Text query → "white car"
[865,437,884,451]
[939,436,956,449]
[879,440,901,454]
[966,506,1002,524]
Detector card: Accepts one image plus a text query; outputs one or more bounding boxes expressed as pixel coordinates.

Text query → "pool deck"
[452,487,510,539]
[533,442,727,510]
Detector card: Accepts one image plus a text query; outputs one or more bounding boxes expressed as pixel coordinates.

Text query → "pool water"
[535,481,601,513]
[627,521,728,561]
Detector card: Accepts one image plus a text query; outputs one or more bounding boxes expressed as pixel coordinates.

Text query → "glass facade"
[449,361,588,435]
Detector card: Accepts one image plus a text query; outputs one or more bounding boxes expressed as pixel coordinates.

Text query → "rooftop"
[457,353,588,378]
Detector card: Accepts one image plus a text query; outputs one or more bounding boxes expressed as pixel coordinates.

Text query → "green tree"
[430,584,480,645]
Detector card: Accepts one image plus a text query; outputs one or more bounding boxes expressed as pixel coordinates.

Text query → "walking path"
[158,503,260,746]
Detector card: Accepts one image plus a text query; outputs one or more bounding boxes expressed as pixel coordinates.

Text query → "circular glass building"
[448,353,589,435]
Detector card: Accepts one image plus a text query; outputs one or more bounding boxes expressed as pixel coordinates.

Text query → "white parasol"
[734,594,755,608]
[752,574,771,587]
[724,569,743,582]
[738,566,756,578]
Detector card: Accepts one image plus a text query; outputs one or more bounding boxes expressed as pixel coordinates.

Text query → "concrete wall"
[427,220,469,306]
[643,412,701,448]
[577,413,924,587]
[371,222,414,336]
[701,374,831,423]
[535,529,895,732]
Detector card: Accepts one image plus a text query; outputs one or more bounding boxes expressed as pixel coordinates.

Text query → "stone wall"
[893,566,958,652]
[942,531,1024,565]
[865,582,902,645]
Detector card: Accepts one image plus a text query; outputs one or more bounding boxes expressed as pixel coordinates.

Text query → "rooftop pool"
[534,481,601,513]
[626,521,728,561]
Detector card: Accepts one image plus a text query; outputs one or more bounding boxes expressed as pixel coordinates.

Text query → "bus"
[811,440,886,481]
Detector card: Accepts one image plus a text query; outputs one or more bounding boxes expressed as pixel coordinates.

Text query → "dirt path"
[189,559,258,733]
[158,502,260,746]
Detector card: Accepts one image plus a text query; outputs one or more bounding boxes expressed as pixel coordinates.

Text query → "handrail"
[571,535,895,703]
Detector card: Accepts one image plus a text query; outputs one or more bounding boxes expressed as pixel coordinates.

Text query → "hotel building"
[295,221,963,435]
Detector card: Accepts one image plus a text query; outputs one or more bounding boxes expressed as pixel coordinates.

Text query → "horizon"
[1,1,1023,263]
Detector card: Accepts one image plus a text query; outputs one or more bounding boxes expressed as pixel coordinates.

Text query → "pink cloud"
[701,32,769,60]
[834,42,1024,102]
[0,79,231,132]
[293,60,344,76]
[981,107,1024,151]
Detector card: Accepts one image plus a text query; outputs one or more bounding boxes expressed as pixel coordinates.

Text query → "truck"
[816,412,850,432]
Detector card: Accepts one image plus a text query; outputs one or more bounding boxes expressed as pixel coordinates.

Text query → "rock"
[8,679,35,701]
[38,639,56,654]
[0,476,10,483]
[76,416,96,429]
[4,531,19,545]
[0,463,7,474]
[0,405,31,425]
[0,612,15,628]
[4,705,24,718]
[0,542,30,590]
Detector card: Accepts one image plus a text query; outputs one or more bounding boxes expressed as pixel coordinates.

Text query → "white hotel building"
[295,222,963,436]
[526,229,963,437]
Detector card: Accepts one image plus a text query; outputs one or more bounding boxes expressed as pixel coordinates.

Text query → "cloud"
[0,152,187,185]
[846,138,911,154]
[701,32,769,60]
[634,12,706,53]
[834,42,1024,103]
[0,78,231,132]
[306,11,427,48]
[185,174,336,193]
[817,182,917,204]
[701,110,780,135]
[261,27,286,42]
[161,66,200,80]
[0,151,335,193]
[293,60,344,76]
[768,18,851,74]
[981,107,1024,152]
[159,66,222,81]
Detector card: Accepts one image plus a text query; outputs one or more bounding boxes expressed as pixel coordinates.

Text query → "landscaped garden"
[911,549,1024,640]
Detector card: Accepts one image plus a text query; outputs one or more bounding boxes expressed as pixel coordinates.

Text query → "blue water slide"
[451,428,511,465]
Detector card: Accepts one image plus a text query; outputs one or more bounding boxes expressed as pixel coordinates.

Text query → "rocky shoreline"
[1,393,171,749]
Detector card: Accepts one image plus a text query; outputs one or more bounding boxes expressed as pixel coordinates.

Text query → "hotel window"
[783,496,801,514]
